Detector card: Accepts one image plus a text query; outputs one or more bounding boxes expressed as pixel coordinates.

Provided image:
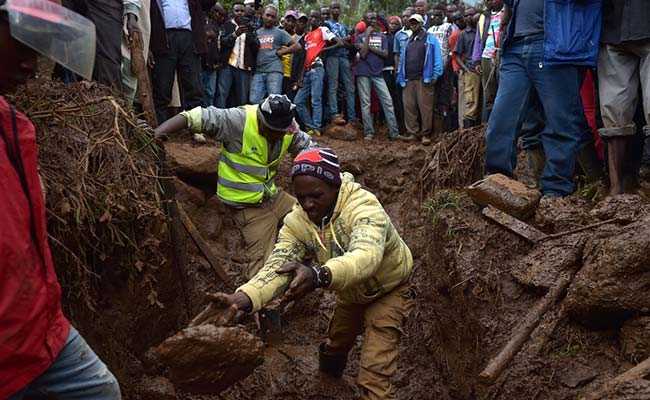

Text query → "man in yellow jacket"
[154,95,315,279]
[208,148,415,400]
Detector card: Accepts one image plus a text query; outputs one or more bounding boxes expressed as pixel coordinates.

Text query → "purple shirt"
[354,32,387,77]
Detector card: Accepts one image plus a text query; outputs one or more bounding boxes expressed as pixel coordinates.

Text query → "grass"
[423,190,463,226]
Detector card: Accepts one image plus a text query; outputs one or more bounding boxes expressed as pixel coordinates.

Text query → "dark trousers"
[152,29,204,123]
[61,0,122,90]
[383,70,404,132]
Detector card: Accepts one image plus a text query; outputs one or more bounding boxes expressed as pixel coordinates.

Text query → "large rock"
[566,215,650,327]
[620,317,650,363]
[154,324,264,394]
[165,142,219,191]
[467,174,541,218]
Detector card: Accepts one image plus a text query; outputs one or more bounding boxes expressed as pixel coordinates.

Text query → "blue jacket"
[503,0,602,66]
[397,30,443,87]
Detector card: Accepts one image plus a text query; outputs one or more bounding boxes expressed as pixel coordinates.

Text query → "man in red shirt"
[0,1,120,398]
[293,9,336,136]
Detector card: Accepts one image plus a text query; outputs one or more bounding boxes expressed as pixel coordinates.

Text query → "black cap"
[257,94,296,131]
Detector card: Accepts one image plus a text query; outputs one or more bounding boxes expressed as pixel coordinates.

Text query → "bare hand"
[277,262,315,304]
[236,26,249,36]
[189,292,251,327]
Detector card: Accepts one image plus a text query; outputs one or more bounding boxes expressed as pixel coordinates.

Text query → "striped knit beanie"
[291,148,341,187]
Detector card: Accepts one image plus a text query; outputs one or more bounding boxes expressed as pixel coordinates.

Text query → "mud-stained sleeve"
[237,222,307,313]
[324,204,389,291]
[180,106,246,143]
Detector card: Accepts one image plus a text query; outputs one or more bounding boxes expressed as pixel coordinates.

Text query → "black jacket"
[220,20,259,70]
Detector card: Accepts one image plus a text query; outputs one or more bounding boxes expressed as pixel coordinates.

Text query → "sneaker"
[396,134,415,142]
[421,136,432,146]
[363,135,374,141]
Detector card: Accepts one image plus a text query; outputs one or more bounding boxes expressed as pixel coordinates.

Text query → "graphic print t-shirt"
[354,32,387,77]
[304,26,336,68]
[256,26,293,73]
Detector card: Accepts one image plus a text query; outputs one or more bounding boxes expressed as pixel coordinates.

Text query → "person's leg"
[357,76,374,137]
[249,72,267,105]
[531,43,585,197]
[339,57,357,121]
[384,70,403,132]
[321,301,366,377]
[85,0,123,91]
[419,80,435,138]
[598,43,640,195]
[266,72,284,96]
[373,77,399,139]
[152,48,178,123]
[485,41,533,177]
[176,31,204,111]
[11,327,120,400]
[481,57,498,122]
[201,69,217,107]
[637,40,650,143]
[357,284,415,400]
[326,56,341,119]
[519,90,546,188]
[310,66,326,130]
[457,70,465,129]
[402,81,419,137]
[463,71,481,125]
[295,71,314,130]
[216,65,234,108]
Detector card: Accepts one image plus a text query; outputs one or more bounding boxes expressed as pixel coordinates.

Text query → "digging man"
[0,0,121,398]
[199,148,416,400]
[154,94,315,281]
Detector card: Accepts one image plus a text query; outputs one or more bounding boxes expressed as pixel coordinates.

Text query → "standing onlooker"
[428,4,454,134]
[324,2,357,124]
[453,8,480,128]
[397,14,443,144]
[354,12,400,140]
[150,0,207,123]
[485,0,601,198]
[243,0,261,29]
[294,10,336,135]
[598,0,649,195]
[447,11,465,130]
[413,0,433,30]
[249,5,299,104]
[121,0,151,105]
[201,3,227,107]
[393,8,413,133]
[281,10,298,96]
[216,1,258,107]
[472,0,504,122]
[385,15,404,133]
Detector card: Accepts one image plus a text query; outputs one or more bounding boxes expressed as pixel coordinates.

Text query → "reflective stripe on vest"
[217,105,293,205]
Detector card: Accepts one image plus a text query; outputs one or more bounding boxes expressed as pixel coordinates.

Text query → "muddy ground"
[55,128,650,400]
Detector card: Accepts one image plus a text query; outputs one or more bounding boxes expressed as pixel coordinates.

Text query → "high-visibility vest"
[217,105,294,205]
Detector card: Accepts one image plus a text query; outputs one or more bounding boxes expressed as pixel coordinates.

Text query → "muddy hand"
[277,262,315,304]
[188,292,249,327]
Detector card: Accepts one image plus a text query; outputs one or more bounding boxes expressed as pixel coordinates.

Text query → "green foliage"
[423,189,462,226]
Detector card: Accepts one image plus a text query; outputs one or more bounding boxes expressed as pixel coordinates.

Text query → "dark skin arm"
[359,27,388,59]
[153,114,188,141]
[277,39,302,56]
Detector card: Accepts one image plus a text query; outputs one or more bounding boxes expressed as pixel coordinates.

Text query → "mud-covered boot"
[577,142,605,183]
[521,146,545,188]
[318,343,348,378]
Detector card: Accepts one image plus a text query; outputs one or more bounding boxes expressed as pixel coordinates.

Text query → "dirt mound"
[620,317,650,363]
[323,123,361,141]
[166,141,219,191]
[153,324,264,394]
[10,79,166,310]
[566,214,650,327]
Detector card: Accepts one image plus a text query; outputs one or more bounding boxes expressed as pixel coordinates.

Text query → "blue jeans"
[217,65,251,107]
[201,69,217,107]
[295,66,325,130]
[356,75,399,138]
[325,56,356,121]
[10,327,121,400]
[249,71,284,104]
[485,36,585,196]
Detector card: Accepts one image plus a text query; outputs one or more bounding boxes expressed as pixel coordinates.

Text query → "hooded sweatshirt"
[238,173,413,312]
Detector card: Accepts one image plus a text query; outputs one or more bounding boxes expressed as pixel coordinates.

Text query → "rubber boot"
[318,343,348,378]
[606,137,627,196]
[577,142,605,183]
[521,146,545,189]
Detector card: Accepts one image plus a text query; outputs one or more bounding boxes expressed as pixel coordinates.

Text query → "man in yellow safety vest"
[154,94,315,280]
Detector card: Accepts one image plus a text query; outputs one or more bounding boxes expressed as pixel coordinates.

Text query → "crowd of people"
[72,0,649,198]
